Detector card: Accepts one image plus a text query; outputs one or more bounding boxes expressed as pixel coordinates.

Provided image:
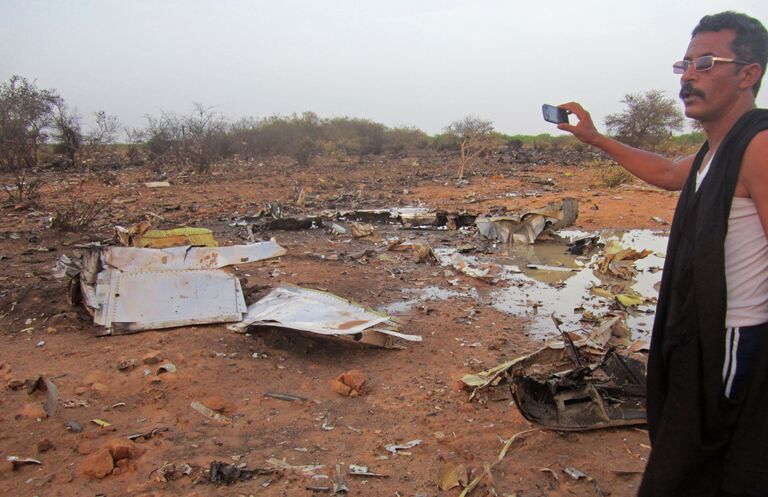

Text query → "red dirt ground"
[0,155,678,497]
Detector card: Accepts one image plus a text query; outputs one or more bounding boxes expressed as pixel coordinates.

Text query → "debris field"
[0,155,680,496]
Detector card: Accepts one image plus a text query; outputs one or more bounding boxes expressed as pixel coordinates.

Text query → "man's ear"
[740,63,763,92]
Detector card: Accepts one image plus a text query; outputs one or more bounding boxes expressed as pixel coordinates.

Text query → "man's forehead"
[685,30,737,57]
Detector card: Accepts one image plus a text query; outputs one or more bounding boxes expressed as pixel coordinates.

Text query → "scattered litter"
[332,464,348,494]
[263,392,308,403]
[28,375,59,417]
[230,284,421,348]
[61,398,90,408]
[127,427,170,441]
[459,429,540,497]
[563,466,605,496]
[348,464,388,478]
[65,421,83,433]
[152,462,193,482]
[190,401,232,424]
[321,412,335,431]
[526,263,576,272]
[115,222,218,248]
[462,336,646,430]
[156,363,176,375]
[91,418,112,428]
[539,467,559,481]
[596,241,653,280]
[56,239,286,335]
[387,239,440,264]
[650,216,668,225]
[567,236,601,255]
[208,460,275,485]
[266,457,324,475]
[384,439,422,454]
[450,253,501,284]
[563,466,588,480]
[7,456,42,470]
[476,198,578,244]
[438,463,468,490]
[144,181,171,188]
[350,222,381,241]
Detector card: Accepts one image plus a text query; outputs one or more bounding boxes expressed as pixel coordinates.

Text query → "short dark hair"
[692,11,768,95]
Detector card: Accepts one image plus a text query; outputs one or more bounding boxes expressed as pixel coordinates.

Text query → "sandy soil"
[0,154,678,497]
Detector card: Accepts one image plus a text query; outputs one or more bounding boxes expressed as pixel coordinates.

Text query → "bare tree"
[183,103,228,171]
[444,116,499,180]
[85,110,121,147]
[52,100,82,167]
[604,90,684,150]
[0,75,59,202]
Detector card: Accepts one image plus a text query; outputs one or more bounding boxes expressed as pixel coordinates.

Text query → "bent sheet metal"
[229,284,421,348]
[63,239,287,335]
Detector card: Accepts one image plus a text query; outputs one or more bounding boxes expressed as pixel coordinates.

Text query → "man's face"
[679,29,746,122]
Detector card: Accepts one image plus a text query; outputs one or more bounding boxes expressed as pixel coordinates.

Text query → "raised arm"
[557,102,695,191]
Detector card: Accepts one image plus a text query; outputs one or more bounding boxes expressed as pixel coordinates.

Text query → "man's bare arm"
[557,102,694,191]
[740,130,768,238]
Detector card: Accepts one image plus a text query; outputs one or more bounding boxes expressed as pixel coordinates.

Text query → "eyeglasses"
[673,55,752,74]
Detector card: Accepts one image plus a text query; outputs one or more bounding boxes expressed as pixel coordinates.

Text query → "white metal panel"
[102,239,286,272]
[102,269,246,332]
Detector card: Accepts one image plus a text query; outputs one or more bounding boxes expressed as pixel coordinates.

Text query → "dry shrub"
[587,159,634,188]
[49,181,108,231]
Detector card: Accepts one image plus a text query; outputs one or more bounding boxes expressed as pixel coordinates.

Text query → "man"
[558,11,768,497]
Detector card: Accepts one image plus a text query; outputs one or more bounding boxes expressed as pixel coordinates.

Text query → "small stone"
[80,447,114,479]
[107,439,144,462]
[117,359,136,371]
[65,421,83,433]
[202,395,234,414]
[331,370,368,397]
[142,351,163,365]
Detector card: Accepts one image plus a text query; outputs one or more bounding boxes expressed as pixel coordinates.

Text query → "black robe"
[638,108,768,496]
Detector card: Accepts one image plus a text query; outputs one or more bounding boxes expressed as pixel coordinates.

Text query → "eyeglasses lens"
[673,62,687,74]
[694,56,714,71]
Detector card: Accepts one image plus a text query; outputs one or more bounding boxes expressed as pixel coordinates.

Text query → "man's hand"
[556,102,601,145]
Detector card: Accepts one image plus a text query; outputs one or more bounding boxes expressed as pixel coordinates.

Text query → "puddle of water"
[377,228,669,341]
[490,229,669,340]
[379,286,478,315]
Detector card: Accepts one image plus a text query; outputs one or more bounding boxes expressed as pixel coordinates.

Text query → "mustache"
[680,83,705,100]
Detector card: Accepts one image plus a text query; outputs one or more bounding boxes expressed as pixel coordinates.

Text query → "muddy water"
[385,229,669,341]
[489,229,668,339]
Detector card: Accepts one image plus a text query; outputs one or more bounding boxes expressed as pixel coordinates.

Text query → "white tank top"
[696,158,768,326]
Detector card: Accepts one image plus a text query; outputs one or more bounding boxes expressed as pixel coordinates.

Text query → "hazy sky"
[2,0,767,136]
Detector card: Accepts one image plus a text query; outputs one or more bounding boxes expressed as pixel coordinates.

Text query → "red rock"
[81,447,114,479]
[331,380,353,396]
[106,439,145,462]
[202,395,234,414]
[331,370,368,397]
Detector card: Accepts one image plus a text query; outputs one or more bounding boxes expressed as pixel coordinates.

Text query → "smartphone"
[542,104,569,124]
